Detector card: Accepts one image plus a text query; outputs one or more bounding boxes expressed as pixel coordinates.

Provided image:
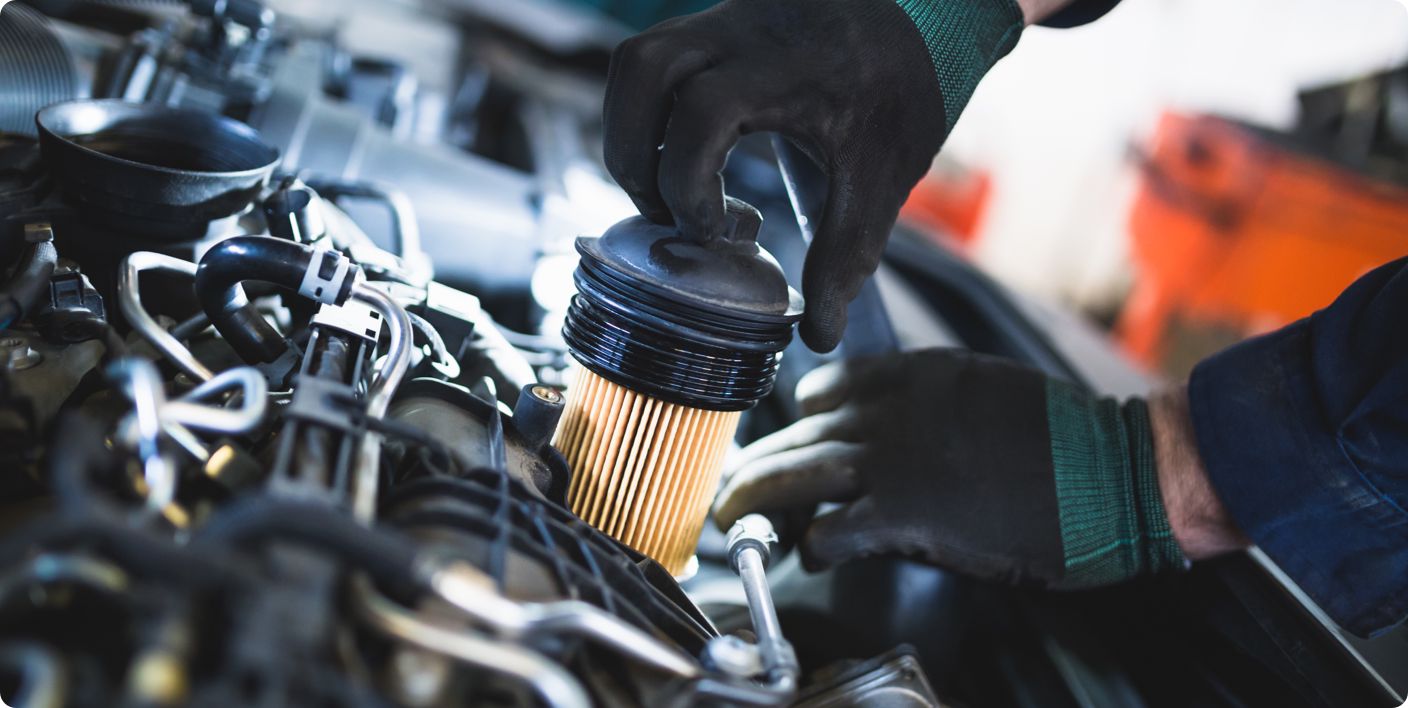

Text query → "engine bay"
[0,2,907,704]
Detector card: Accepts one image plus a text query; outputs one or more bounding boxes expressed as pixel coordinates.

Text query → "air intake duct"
[553,198,802,575]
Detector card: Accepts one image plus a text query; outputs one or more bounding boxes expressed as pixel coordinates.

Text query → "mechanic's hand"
[713,349,1187,588]
[603,0,1025,352]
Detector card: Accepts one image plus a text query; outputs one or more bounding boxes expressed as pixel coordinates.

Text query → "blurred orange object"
[900,163,992,248]
[1118,112,1408,373]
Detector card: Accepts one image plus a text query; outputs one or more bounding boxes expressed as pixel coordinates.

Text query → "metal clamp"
[297,248,354,304]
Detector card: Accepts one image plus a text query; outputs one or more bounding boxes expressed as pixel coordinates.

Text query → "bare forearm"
[1014,0,1078,24]
[1149,386,1249,560]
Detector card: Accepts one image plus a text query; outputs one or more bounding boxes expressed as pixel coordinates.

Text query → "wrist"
[1014,0,1080,24]
[1044,380,1184,586]
[1149,385,1250,560]
[894,0,1025,131]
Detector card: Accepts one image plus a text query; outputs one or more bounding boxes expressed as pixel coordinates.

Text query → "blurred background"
[939,0,1408,378]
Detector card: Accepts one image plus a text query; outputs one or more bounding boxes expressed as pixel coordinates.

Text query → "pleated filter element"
[553,367,740,576]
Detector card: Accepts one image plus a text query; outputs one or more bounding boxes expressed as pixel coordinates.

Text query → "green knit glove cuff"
[894,0,1025,131]
[1046,380,1187,587]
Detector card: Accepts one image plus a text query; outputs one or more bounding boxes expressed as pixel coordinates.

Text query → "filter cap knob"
[577,197,802,318]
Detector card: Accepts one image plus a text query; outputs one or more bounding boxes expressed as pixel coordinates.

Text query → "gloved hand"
[603,0,1025,352]
[713,349,1187,587]
[570,0,718,30]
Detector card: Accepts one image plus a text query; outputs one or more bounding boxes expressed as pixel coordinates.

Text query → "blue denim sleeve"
[1188,257,1408,638]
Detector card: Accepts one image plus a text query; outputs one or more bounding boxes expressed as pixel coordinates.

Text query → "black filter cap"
[563,198,803,411]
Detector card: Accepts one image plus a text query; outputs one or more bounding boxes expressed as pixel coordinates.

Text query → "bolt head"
[2,341,41,371]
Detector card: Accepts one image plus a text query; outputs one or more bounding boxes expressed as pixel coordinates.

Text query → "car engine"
[0,1,905,705]
[2,2,1401,708]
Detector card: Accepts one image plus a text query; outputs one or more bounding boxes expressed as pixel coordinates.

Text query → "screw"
[3,341,41,371]
[530,384,562,404]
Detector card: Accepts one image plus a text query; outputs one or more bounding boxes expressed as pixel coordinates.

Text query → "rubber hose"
[0,513,250,589]
[0,239,57,330]
[44,412,106,513]
[194,236,350,363]
[191,496,427,597]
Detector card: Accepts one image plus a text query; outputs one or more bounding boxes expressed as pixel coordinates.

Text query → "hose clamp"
[298,248,355,304]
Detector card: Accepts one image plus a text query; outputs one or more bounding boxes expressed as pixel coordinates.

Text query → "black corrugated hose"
[0,3,79,137]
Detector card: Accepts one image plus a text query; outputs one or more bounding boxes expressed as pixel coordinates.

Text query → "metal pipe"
[737,551,782,646]
[303,178,429,282]
[470,308,538,408]
[351,576,589,708]
[349,281,413,522]
[118,252,215,383]
[0,554,128,605]
[0,643,67,708]
[161,366,268,435]
[114,366,269,465]
[429,561,702,679]
[735,549,794,690]
[160,423,211,463]
[110,359,178,514]
[351,282,412,417]
[726,514,798,694]
[405,309,458,379]
[168,312,211,341]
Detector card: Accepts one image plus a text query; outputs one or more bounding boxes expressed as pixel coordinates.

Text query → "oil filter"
[553,198,802,575]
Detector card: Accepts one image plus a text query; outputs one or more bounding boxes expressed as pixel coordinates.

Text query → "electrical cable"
[0,235,57,331]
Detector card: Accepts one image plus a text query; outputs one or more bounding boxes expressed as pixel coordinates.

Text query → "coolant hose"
[0,238,57,331]
[194,236,357,363]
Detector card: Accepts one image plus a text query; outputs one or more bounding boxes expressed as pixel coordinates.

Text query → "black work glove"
[713,349,1187,587]
[603,0,1025,352]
